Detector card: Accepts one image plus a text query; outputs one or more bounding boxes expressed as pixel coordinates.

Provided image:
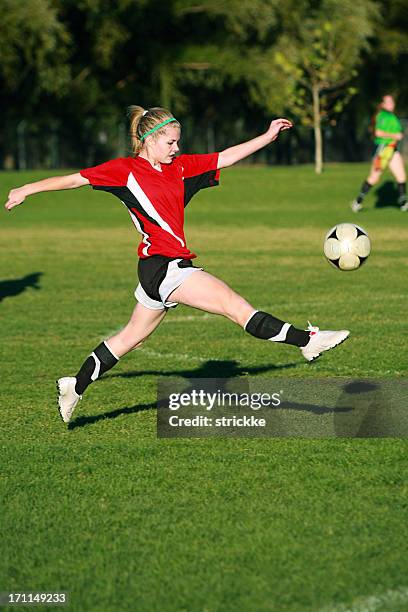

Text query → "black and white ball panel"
[324,223,371,271]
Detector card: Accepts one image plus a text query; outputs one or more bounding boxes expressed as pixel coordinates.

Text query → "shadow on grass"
[104,359,300,380]
[68,401,155,430]
[0,272,43,303]
[374,181,399,209]
[279,400,352,415]
[69,359,301,429]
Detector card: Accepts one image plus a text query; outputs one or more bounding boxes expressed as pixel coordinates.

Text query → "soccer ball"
[324,223,371,271]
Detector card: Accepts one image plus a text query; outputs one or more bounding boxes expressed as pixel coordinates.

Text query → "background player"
[5,107,350,423]
[351,94,407,212]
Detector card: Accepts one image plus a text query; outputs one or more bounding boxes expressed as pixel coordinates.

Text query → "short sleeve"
[177,153,221,207]
[178,153,219,178]
[80,158,131,188]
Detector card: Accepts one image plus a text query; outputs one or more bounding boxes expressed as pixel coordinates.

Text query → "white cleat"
[301,322,350,362]
[56,376,81,423]
[400,202,408,212]
[351,200,363,213]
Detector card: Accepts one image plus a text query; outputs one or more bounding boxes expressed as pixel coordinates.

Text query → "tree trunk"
[312,83,323,174]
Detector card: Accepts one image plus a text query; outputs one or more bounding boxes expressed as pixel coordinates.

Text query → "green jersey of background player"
[351,94,407,212]
[374,108,402,145]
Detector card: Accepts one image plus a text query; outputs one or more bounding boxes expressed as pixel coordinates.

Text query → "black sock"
[75,341,119,395]
[397,182,407,205]
[245,311,310,347]
[356,180,373,204]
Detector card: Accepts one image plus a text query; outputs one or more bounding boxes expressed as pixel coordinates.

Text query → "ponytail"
[128,106,181,155]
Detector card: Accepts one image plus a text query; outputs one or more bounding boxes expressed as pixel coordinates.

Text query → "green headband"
[140,117,178,142]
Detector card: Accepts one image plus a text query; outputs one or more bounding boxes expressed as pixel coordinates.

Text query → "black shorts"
[135,255,203,310]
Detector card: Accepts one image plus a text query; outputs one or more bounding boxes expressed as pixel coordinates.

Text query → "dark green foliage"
[0,1,407,170]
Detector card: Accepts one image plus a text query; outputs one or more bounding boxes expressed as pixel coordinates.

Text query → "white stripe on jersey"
[127,172,185,248]
[127,206,152,256]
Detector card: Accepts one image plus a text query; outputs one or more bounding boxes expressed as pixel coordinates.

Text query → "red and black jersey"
[80,153,220,259]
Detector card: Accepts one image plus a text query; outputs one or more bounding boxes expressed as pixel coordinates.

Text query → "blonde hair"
[128,106,181,155]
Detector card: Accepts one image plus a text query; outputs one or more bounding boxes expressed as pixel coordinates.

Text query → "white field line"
[100,329,219,363]
[319,586,408,612]
[164,313,213,323]
[140,348,222,363]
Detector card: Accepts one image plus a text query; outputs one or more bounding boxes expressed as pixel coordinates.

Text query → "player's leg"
[107,302,167,357]
[351,155,382,212]
[168,271,349,360]
[57,303,166,422]
[388,151,407,210]
[367,165,383,186]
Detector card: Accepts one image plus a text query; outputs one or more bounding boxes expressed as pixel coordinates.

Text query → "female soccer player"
[351,94,407,212]
[5,107,349,423]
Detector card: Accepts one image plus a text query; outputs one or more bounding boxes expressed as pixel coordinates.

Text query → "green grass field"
[1,164,407,611]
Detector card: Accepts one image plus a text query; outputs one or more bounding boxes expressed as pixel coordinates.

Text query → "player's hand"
[5,187,27,211]
[266,118,293,142]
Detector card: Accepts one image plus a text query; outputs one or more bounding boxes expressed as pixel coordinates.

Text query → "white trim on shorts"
[134,259,203,310]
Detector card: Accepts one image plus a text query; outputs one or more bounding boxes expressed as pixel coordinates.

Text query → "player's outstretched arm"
[217,118,293,169]
[4,172,90,211]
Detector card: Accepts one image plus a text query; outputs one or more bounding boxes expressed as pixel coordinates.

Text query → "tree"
[172,0,380,171]
[0,0,71,166]
[273,0,377,173]
[0,0,71,99]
